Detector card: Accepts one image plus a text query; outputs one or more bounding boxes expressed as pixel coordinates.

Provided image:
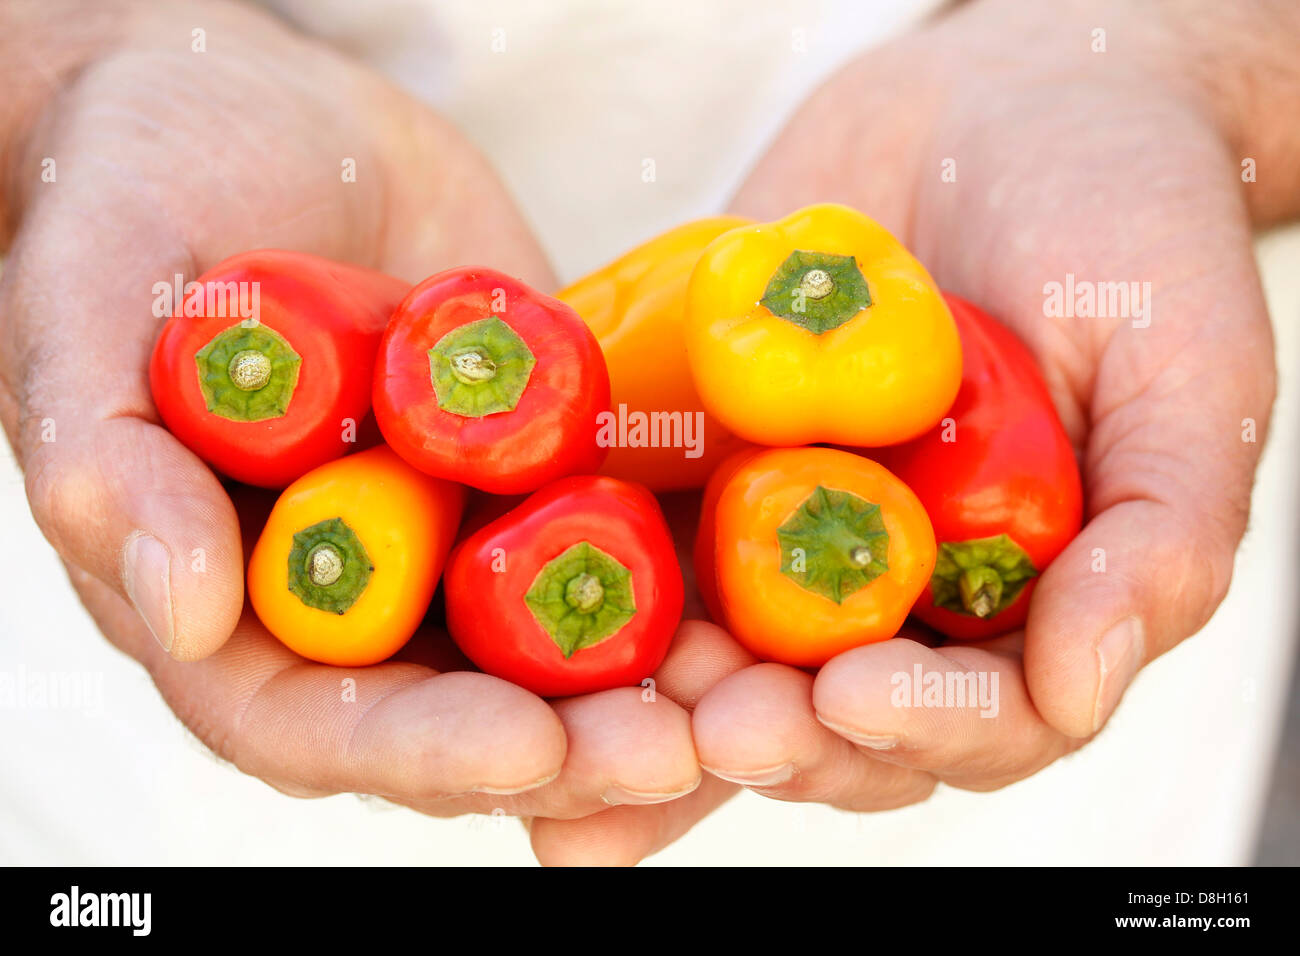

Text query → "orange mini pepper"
[558,217,753,491]
[709,447,935,667]
[692,445,762,625]
[248,445,464,666]
[684,204,962,448]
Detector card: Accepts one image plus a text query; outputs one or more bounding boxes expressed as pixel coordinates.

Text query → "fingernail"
[123,532,174,653]
[1093,616,1144,732]
[815,715,899,750]
[601,778,701,806]
[700,762,795,787]
[471,770,562,796]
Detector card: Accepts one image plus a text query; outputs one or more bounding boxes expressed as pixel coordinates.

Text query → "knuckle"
[1156,514,1236,638]
[22,442,87,551]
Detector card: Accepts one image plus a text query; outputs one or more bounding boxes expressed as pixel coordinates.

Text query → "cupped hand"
[531,0,1290,862]
[0,0,699,837]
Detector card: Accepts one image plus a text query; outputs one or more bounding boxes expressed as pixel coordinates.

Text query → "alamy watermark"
[1043,273,1151,328]
[595,403,704,459]
[152,274,261,326]
[0,665,104,715]
[50,886,150,936]
[891,664,999,718]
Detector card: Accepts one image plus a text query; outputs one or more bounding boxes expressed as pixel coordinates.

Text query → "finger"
[69,568,569,798]
[1024,243,1270,741]
[511,619,752,859]
[813,638,1081,790]
[525,687,702,816]
[922,137,1272,737]
[888,63,1274,738]
[508,621,757,817]
[0,196,243,662]
[529,773,738,867]
[651,618,759,710]
[1025,495,1248,738]
[692,662,935,811]
[398,686,701,822]
[402,625,733,822]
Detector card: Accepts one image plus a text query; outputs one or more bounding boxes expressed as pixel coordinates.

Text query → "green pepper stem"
[930,534,1038,619]
[427,316,535,417]
[565,573,605,613]
[195,323,301,422]
[958,566,1003,619]
[228,350,272,390]
[799,269,834,300]
[287,517,373,614]
[307,543,345,587]
[450,348,497,384]
[525,542,636,657]
[759,250,872,334]
[776,485,889,605]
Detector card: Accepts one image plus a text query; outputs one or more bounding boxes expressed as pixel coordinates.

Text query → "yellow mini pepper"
[684,204,962,447]
[559,217,753,491]
[248,445,464,666]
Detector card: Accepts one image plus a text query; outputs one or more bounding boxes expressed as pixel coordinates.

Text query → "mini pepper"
[558,217,754,491]
[706,446,935,668]
[684,204,962,448]
[445,475,683,698]
[150,250,410,487]
[248,445,464,666]
[871,294,1083,640]
[373,267,610,494]
[692,445,762,625]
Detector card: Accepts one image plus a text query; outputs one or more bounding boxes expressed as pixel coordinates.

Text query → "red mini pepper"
[444,475,684,697]
[373,267,610,494]
[150,250,409,488]
[870,294,1083,640]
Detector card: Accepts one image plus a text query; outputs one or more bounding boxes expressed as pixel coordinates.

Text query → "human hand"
[0,0,699,834]
[529,0,1297,862]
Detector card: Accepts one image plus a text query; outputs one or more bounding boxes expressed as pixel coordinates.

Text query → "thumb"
[899,94,1277,739]
[1,195,242,661]
[1014,213,1275,737]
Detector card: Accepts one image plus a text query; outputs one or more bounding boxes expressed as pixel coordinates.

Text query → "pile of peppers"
[149,203,1082,694]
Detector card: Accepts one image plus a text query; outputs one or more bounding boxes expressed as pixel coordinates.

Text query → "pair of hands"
[0,0,1289,864]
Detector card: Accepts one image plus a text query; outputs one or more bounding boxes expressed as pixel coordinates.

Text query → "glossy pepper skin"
[684,204,961,448]
[692,445,762,625]
[445,475,684,698]
[150,250,410,488]
[558,218,754,491]
[871,294,1083,640]
[374,267,610,494]
[709,447,935,668]
[248,445,464,666]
